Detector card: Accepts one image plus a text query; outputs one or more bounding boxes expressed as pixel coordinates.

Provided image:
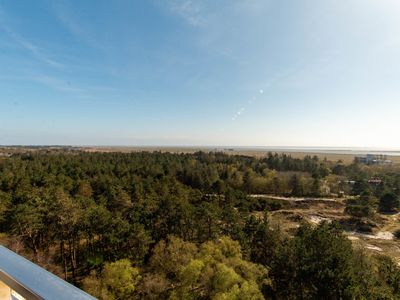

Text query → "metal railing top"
[0,246,96,300]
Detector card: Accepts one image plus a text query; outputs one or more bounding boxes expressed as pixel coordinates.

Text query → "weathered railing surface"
[0,246,96,300]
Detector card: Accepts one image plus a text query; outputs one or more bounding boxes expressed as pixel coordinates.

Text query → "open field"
[82,146,400,164]
[2,146,400,164]
[253,196,400,263]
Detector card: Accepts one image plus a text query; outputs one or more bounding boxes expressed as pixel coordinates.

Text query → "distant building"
[341,180,356,185]
[355,154,392,165]
[368,178,382,185]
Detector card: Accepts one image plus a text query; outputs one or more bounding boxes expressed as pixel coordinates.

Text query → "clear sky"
[1,0,400,148]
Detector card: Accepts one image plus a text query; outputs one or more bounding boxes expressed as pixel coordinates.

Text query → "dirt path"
[346,231,394,240]
[249,194,340,203]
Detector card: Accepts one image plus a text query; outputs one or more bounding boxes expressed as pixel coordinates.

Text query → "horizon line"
[1,144,400,152]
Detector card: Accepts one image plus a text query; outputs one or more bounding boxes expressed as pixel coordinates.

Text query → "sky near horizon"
[1,0,400,148]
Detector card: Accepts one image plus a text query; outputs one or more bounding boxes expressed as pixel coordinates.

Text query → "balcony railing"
[0,246,96,300]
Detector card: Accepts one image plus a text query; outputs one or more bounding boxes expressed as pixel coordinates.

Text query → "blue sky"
[1,0,400,147]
